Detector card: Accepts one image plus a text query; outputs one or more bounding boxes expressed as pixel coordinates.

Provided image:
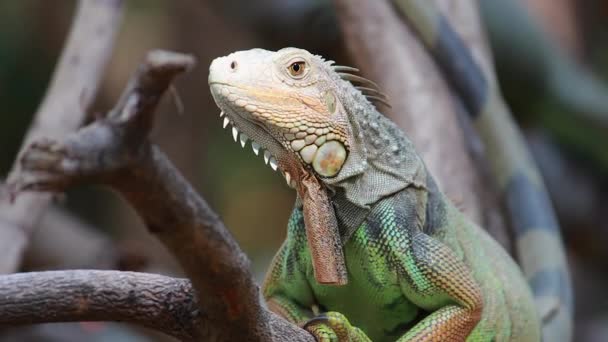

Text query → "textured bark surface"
[8,50,313,342]
[0,271,199,341]
[0,0,123,274]
[0,270,315,341]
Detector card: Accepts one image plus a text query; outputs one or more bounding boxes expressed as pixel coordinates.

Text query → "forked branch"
[7,50,312,341]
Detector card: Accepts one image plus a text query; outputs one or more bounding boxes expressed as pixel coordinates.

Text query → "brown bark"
[0,271,198,341]
[0,0,123,274]
[0,270,313,341]
[8,50,313,341]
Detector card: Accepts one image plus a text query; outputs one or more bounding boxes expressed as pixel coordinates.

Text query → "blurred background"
[0,0,607,341]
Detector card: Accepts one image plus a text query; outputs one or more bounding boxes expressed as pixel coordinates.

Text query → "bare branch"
[0,271,199,341]
[0,0,124,274]
[9,50,312,341]
[0,270,311,342]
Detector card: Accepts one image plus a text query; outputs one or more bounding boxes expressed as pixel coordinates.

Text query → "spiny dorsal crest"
[326,60,392,110]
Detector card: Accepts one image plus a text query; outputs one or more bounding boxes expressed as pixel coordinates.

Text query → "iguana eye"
[288,61,306,78]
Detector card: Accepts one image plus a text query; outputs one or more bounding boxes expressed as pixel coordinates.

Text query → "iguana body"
[209,47,539,340]
[267,180,538,341]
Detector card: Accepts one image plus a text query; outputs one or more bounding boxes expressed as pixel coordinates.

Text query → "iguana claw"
[303,312,370,342]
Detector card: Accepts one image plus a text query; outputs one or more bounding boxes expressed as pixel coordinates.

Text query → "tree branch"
[0,270,199,341]
[7,50,312,341]
[0,0,123,274]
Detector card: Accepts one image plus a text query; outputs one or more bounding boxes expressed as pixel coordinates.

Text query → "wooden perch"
[0,271,199,340]
[7,50,313,341]
[0,0,123,274]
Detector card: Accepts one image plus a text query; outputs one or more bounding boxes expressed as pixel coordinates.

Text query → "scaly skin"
[208,48,540,341]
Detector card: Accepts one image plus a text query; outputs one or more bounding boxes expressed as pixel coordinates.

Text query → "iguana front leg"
[263,209,370,342]
[299,229,484,342]
[263,239,314,325]
[265,249,370,342]
[396,232,483,341]
[304,312,370,341]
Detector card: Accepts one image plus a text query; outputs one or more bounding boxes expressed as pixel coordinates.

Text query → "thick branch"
[0,0,123,274]
[0,271,199,341]
[10,50,312,341]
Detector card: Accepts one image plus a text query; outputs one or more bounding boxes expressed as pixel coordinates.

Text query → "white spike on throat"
[284,172,291,186]
[239,133,248,148]
[263,150,271,165]
[269,157,278,171]
[219,117,284,180]
[232,126,239,141]
[252,142,260,155]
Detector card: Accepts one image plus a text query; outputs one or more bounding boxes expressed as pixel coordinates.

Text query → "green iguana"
[207,4,573,341]
[208,47,540,341]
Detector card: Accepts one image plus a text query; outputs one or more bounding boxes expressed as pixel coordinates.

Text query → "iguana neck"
[307,75,429,241]
[322,75,428,211]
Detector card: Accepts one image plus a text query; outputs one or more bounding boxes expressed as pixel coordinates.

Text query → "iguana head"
[209,47,357,187]
[208,47,422,285]
[209,48,412,206]
[209,47,420,207]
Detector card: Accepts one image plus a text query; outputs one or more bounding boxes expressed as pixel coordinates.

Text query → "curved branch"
[9,49,313,341]
[0,271,199,341]
[0,0,124,274]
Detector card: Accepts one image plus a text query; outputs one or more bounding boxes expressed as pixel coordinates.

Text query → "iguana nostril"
[230,60,238,71]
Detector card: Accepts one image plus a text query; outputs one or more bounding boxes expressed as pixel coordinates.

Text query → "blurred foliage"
[480,0,608,172]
